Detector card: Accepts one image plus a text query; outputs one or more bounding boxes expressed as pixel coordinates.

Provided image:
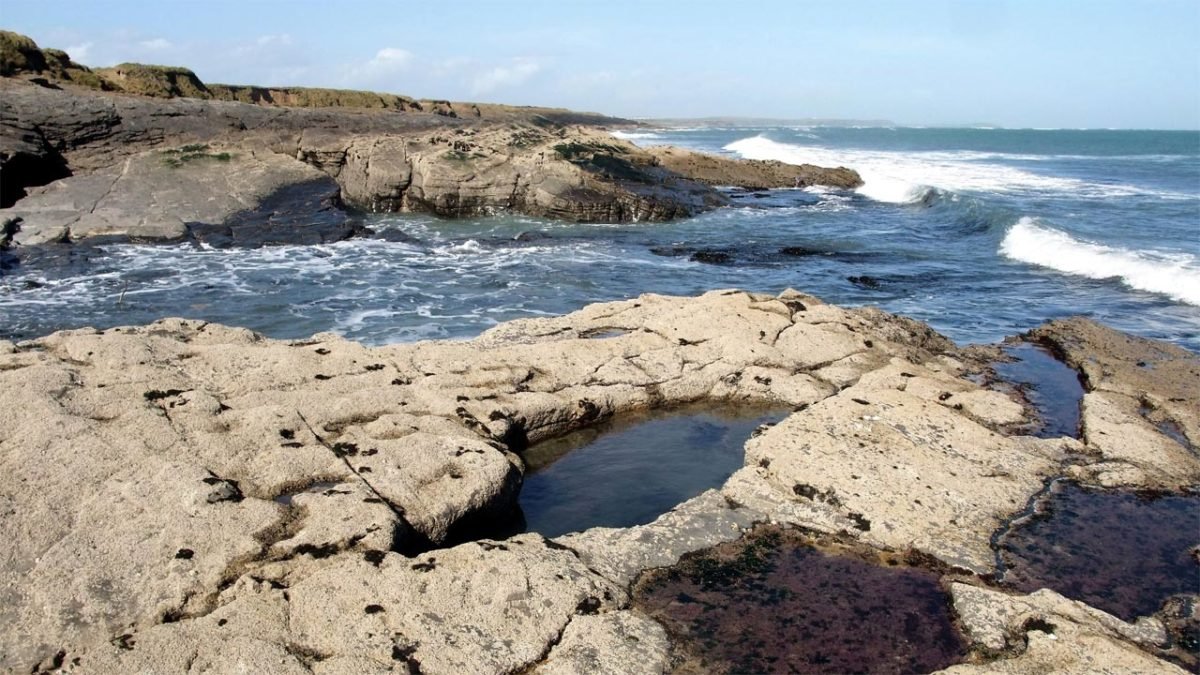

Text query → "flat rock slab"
[2,145,358,246]
[1,290,1195,673]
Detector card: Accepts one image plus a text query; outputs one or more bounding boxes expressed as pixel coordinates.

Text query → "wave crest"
[723,136,1181,204]
[1000,218,1200,305]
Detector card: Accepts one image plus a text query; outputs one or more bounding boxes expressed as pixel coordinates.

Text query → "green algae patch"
[160,144,234,169]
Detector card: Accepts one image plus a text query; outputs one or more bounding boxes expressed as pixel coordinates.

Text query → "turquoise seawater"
[2,126,1198,349]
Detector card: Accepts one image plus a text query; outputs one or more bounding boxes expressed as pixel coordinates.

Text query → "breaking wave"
[1000,217,1200,305]
[723,136,1179,204]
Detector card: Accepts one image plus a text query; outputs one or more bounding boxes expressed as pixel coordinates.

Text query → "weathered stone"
[1031,317,1200,450]
[557,490,765,588]
[534,610,671,675]
[742,361,1069,573]
[2,292,1195,673]
[943,583,1182,674]
[285,537,623,673]
[3,145,349,246]
[1030,318,1200,488]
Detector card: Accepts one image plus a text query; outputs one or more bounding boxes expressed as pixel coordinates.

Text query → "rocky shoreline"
[2,289,1196,673]
[0,31,860,255]
[2,28,1196,675]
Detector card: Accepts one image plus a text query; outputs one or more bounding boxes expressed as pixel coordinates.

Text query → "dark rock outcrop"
[187,178,368,248]
[649,144,863,190]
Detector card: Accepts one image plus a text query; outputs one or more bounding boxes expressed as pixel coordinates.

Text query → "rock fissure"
[295,411,412,526]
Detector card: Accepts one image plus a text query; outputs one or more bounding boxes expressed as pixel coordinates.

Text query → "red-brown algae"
[633,527,968,674]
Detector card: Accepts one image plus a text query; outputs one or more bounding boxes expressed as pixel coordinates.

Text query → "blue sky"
[3,0,1197,128]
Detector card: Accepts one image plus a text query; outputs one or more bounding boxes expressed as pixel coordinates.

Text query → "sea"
[2,125,1198,350]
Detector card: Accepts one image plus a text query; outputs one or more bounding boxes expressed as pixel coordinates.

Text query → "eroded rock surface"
[1031,318,1200,489]
[2,290,1195,673]
[4,145,358,245]
[2,75,861,242]
[945,584,1183,674]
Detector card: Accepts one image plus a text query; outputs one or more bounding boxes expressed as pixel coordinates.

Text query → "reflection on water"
[517,403,787,538]
[991,342,1084,438]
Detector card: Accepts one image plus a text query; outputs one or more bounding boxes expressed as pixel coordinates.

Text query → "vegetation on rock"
[208,84,420,110]
[96,63,211,98]
[0,29,111,89]
[159,144,233,168]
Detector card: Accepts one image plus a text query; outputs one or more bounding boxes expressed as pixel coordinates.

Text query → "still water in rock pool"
[991,342,1085,438]
[634,527,968,674]
[998,482,1200,621]
[513,405,786,538]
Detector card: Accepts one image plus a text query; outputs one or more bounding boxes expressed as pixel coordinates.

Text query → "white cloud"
[368,47,413,70]
[138,38,171,50]
[338,47,415,90]
[65,42,93,63]
[431,56,471,76]
[256,34,294,47]
[471,58,540,95]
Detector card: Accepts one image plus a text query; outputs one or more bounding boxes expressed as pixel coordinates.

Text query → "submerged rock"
[633,526,968,674]
[998,482,1200,621]
[0,290,1194,673]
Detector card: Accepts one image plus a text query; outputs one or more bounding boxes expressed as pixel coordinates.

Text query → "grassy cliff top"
[0,29,630,124]
[0,29,111,89]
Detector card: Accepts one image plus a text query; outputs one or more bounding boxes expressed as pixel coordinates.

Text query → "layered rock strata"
[2,290,1195,673]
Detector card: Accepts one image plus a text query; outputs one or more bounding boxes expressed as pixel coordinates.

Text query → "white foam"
[611,130,663,141]
[1000,217,1200,305]
[723,136,1182,204]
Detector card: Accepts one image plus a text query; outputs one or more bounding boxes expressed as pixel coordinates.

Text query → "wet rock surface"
[998,482,1200,622]
[0,290,1195,673]
[633,526,968,674]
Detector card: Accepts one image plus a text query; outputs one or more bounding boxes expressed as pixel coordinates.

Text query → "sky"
[2,0,1198,129]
